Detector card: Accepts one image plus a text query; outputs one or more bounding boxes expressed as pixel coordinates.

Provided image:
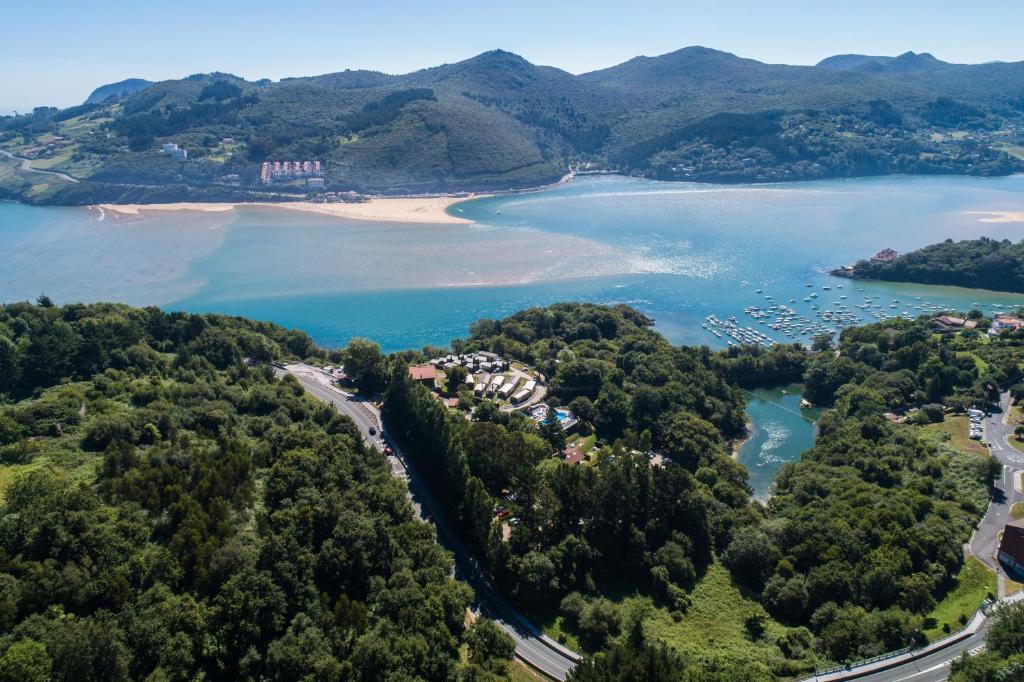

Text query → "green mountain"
[84,78,153,105]
[2,46,1024,204]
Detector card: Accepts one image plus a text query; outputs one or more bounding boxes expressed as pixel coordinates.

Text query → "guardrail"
[798,593,1023,682]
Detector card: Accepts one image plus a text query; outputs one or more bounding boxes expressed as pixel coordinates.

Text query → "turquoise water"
[738,384,822,499]
[3,174,1024,493]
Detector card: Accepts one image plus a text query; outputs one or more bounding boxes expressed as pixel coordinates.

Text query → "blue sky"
[4,0,1023,112]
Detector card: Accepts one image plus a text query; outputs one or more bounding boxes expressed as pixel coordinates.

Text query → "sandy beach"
[966,210,1024,224]
[98,195,484,225]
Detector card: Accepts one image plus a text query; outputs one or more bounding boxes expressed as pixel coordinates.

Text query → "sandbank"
[98,195,485,225]
[965,210,1024,224]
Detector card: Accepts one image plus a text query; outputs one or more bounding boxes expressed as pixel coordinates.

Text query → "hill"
[84,78,153,104]
[2,46,1023,204]
[0,301,514,681]
[840,237,1024,293]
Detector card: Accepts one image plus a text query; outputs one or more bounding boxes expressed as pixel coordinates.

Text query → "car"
[368,426,377,436]
[384,446,394,456]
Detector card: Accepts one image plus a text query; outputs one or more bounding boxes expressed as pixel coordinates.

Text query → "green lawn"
[923,556,996,640]
[923,415,989,457]
[1012,502,1024,521]
[1007,406,1024,455]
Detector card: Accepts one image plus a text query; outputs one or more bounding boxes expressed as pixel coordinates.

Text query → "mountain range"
[2,46,1023,204]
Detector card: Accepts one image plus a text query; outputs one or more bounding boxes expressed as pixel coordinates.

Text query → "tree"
[464,619,514,672]
[0,639,51,682]
[541,406,566,451]
[343,338,389,393]
[722,528,780,590]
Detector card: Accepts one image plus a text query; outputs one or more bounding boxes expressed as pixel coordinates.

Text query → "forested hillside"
[0,300,513,681]
[2,46,1024,204]
[844,237,1024,293]
[0,300,1018,680]
[376,304,1013,678]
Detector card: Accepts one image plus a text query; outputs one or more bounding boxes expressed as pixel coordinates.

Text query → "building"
[260,159,324,185]
[871,248,899,263]
[306,177,325,190]
[998,518,1024,578]
[562,447,585,465]
[990,314,1024,336]
[408,364,438,385]
[932,315,977,332]
[161,142,187,160]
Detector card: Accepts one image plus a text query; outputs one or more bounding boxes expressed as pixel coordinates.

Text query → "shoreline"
[92,174,577,225]
[97,195,487,225]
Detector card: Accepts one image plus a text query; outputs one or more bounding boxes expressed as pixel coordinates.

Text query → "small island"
[832,237,1024,293]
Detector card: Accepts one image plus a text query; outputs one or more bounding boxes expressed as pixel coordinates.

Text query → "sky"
[4,0,1024,112]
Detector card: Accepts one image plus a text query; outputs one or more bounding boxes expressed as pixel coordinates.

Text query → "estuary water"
[3,174,1024,496]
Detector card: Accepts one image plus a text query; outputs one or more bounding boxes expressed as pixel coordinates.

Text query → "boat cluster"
[704,281,1024,349]
[703,315,775,347]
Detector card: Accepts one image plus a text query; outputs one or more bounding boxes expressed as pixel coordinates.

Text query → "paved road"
[970,392,1024,581]
[277,363,579,680]
[0,148,79,183]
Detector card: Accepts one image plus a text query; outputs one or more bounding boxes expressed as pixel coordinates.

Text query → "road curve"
[276,363,580,680]
[0,148,79,183]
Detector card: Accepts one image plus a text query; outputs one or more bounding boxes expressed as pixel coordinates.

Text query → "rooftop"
[409,364,438,381]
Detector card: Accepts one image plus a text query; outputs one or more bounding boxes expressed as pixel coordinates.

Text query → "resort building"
[260,160,323,184]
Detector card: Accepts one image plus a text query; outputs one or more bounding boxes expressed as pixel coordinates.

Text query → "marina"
[704,282,1024,347]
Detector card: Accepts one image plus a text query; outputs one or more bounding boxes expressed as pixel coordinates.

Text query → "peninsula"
[832,237,1024,293]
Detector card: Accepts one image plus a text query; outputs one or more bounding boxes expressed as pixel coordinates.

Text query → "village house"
[408,364,438,385]
[998,518,1024,578]
[990,314,1024,336]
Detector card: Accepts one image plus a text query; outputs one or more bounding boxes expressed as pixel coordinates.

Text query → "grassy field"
[1012,502,1024,521]
[923,415,989,457]
[502,661,544,682]
[997,144,1024,160]
[539,562,820,676]
[923,556,996,640]
[1006,405,1024,455]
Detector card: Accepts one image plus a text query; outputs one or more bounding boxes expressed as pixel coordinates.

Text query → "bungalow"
[497,381,517,399]
[408,364,438,385]
[998,518,1024,579]
[562,446,585,465]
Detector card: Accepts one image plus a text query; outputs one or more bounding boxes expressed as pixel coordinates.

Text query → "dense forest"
[375,304,1012,676]
[1,299,1019,680]
[2,46,1024,203]
[845,237,1024,293]
[0,301,514,681]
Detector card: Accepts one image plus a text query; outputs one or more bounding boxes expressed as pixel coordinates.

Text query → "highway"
[277,363,580,680]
